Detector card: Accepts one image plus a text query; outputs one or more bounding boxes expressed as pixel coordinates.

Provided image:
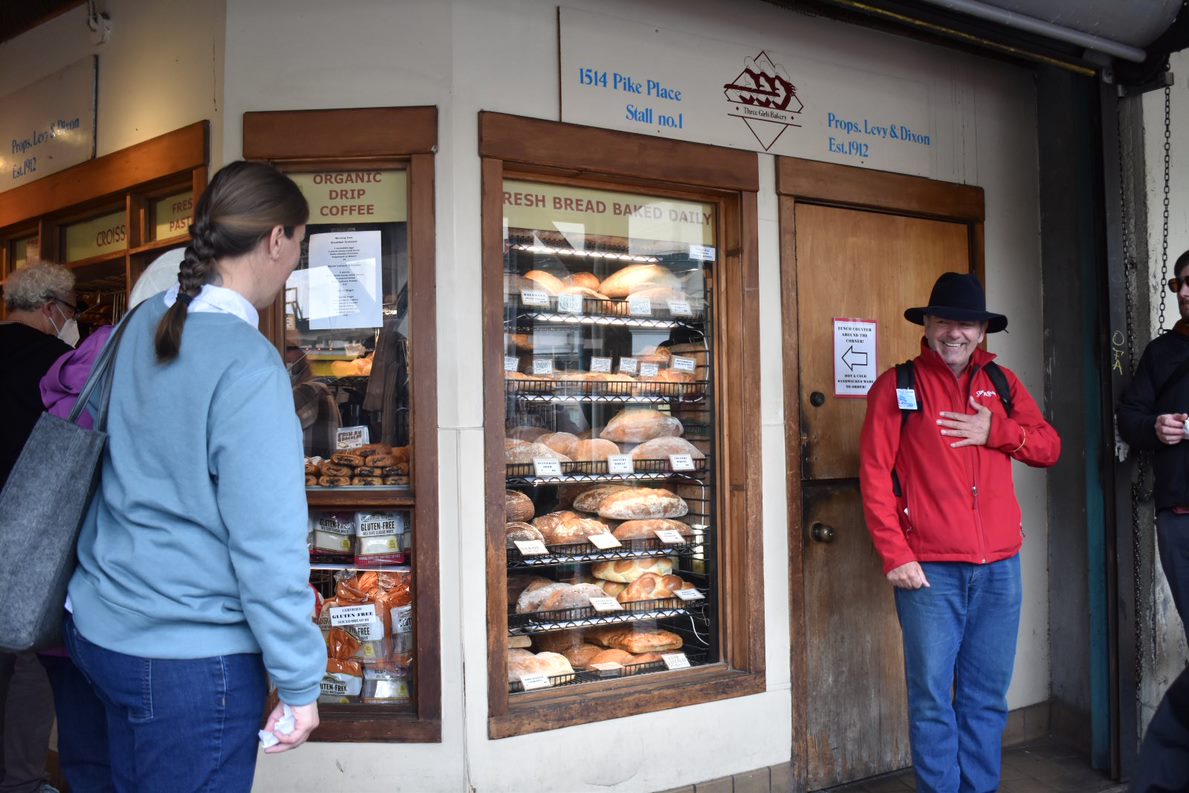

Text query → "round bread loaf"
[507,648,538,681]
[505,522,544,544]
[562,272,601,291]
[611,518,694,540]
[542,582,606,611]
[562,643,604,670]
[571,438,620,461]
[591,557,674,584]
[516,582,570,614]
[630,652,662,665]
[588,648,635,667]
[533,651,575,677]
[523,270,564,294]
[539,431,580,458]
[506,439,571,464]
[531,510,581,538]
[599,264,681,298]
[534,631,586,653]
[600,408,683,444]
[628,437,705,461]
[505,490,535,522]
[597,488,689,520]
[616,572,674,603]
[572,484,633,513]
[535,513,611,545]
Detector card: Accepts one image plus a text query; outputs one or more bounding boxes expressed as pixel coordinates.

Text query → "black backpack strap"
[982,361,1013,418]
[891,360,918,497]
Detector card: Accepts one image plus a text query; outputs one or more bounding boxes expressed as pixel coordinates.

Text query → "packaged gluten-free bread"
[311,512,355,558]
[354,511,408,567]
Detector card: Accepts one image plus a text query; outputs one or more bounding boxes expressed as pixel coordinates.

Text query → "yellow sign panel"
[503,180,714,246]
[153,191,193,240]
[290,170,407,224]
[64,210,126,262]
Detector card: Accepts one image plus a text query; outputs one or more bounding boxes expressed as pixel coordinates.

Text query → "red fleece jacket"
[859,341,1061,574]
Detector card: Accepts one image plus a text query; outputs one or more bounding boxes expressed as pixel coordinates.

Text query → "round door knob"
[810,391,826,407]
[810,522,836,543]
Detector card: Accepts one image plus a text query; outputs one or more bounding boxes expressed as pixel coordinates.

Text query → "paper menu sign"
[606,454,634,474]
[640,362,660,378]
[521,289,550,307]
[667,300,692,316]
[532,358,554,375]
[587,532,622,549]
[304,231,384,330]
[336,426,369,449]
[669,454,696,471]
[655,529,687,545]
[557,293,584,314]
[628,297,652,316]
[673,587,704,601]
[671,356,697,372]
[532,458,562,477]
[504,356,519,372]
[514,540,548,556]
[588,596,623,612]
[619,357,639,374]
[589,356,613,373]
[518,673,552,690]
[662,652,690,670]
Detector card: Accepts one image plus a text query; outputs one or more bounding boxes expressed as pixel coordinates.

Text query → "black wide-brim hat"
[904,271,1008,334]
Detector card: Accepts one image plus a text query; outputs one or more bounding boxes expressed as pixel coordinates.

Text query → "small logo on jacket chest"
[974,389,998,399]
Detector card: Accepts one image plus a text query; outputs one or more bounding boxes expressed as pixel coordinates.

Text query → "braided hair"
[155,161,309,362]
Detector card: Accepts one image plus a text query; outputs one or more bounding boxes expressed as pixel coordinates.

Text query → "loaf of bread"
[505,272,535,296]
[584,625,625,647]
[522,270,564,294]
[630,285,686,305]
[541,582,606,611]
[508,635,532,649]
[507,649,537,681]
[572,484,633,513]
[506,522,544,544]
[599,581,626,597]
[612,518,694,540]
[597,488,689,520]
[508,575,549,604]
[505,332,534,351]
[571,438,620,461]
[505,439,571,464]
[588,648,634,667]
[506,425,551,441]
[533,511,611,545]
[600,408,683,444]
[599,264,681,298]
[628,437,705,461]
[563,272,601,291]
[591,557,674,584]
[604,628,684,654]
[637,346,673,365]
[558,285,610,301]
[534,631,585,654]
[562,643,604,670]
[507,649,575,681]
[505,490,535,522]
[515,581,570,614]
[617,572,686,603]
[539,432,580,458]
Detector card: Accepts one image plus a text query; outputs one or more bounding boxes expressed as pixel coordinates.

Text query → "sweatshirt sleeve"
[1116,345,1161,449]
[208,364,327,705]
[858,370,917,575]
[985,367,1061,468]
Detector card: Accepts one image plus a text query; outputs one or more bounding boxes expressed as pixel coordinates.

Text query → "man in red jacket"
[859,272,1060,793]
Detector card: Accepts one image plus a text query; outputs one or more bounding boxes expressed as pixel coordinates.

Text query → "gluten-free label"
[330,604,379,627]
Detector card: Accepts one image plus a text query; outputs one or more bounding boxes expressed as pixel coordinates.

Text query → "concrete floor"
[827,738,1127,793]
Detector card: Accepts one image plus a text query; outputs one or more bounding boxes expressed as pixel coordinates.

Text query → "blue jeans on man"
[894,555,1022,793]
[64,616,267,793]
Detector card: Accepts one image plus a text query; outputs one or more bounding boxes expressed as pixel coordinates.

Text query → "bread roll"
[591,557,674,584]
[539,432,580,458]
[562,643,604,670]
[523,270,564,295]
[506,522,544,543]
[628,437,705,461]
[506,439,571,465]
[612,518,694,540]
[572,484,633,513]
[563,272,601,291]
[588,648,634,667]
[598,488,688,520]
[542,582,606,611]
[599,264,681,298]
[571,438,620,461]
[505,490,535,522]
[617,572,675,603]
[600,408,683,444]
[604,628,684,654]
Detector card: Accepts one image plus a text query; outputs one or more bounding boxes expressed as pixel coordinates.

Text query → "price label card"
[619,357,639,375]
[589,356,613,373]
[655,529,688,545]
[532,458,562,477]
[662,652,691,670]
[588,596,624,613]
[514,539,548,556]
[674,587,705,601]
[640,362,660,378]
[336,426,369,450]
[532,358,554,376]
[667,299,693,317]
[520,289,549,307]
[557,293,584,314]
[519,673,552,690]
[587,532,622,549]
[330,604,379,627]
[672,356,697,373]
[689,244,717,261]
[628,297,652,316]
[606,454,634,474]
[504,356,519,372]
[669,453,696,472]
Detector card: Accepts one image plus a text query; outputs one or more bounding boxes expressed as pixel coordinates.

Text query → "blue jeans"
[40,650,113,793]
[894,556,1022,793]
[64,616,267,793]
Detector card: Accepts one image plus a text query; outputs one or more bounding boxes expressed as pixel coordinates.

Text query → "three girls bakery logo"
[723,51,804,151]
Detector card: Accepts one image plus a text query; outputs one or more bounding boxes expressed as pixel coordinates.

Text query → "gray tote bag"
[0,306,139,651]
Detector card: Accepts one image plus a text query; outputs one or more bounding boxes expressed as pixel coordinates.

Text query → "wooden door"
[785,192,977,790]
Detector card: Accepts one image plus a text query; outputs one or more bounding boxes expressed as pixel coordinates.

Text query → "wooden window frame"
[243,106,441,743]
[0,122,208,311]
[776,155,985,793]
[480,112,766,739]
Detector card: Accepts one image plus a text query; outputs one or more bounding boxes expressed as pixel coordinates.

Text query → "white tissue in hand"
[258,704,296,747]
[258,729,279,748]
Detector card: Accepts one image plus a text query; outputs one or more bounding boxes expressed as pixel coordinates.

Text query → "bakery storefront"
[0,1,1061,791]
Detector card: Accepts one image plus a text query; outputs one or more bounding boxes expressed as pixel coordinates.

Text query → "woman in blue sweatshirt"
[65,161,327,792]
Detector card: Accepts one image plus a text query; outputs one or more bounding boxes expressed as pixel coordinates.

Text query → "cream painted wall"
[0,0,223,163]
[3,0,1048,790]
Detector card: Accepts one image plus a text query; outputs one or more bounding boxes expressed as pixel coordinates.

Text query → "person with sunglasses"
[0,261,81,793]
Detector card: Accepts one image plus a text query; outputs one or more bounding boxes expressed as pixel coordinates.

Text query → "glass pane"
[500,179,719,694]
[151,191,193,240]
[10,235,36,269]
[63,209,126,262]
[286,169,410,482]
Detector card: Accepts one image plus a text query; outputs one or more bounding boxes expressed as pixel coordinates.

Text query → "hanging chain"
[1159,84,1172,331]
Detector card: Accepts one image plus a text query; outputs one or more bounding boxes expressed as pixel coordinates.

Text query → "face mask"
[48,306,80,348]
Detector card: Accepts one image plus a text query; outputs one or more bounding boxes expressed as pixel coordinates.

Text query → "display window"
[244,106,441,742]
[482,113,766,738]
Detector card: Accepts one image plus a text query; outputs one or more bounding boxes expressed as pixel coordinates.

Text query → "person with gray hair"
[0,260,79,793]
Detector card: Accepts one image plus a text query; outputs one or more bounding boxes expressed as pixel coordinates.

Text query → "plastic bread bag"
[311,511,355,559]
[354,511,408,567]
[362,665,411,704]
[325,570,394,663]
[320,658,363,703]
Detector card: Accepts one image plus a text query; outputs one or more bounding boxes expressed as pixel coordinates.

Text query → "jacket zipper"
[967,365,988,563]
